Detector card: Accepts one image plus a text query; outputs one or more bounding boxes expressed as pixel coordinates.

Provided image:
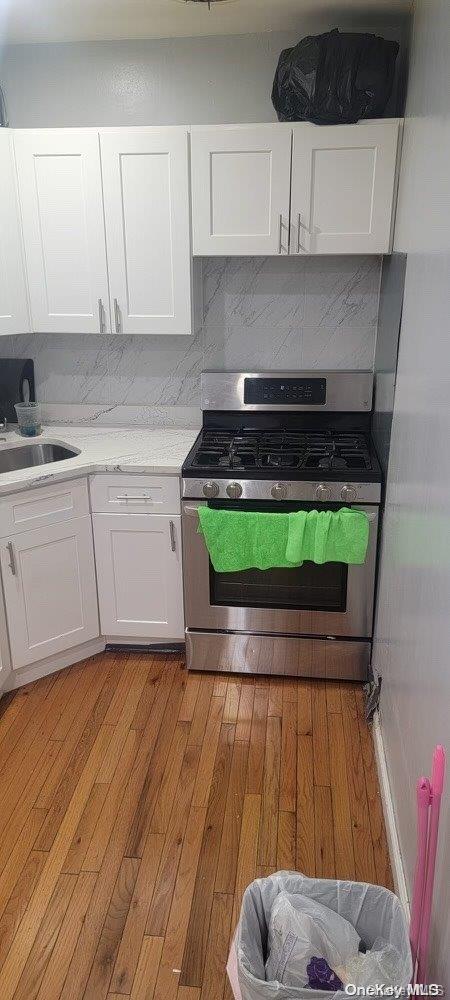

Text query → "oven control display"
[244,377,326,405]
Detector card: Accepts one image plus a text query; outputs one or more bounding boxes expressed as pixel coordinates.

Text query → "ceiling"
[0,0,411,45]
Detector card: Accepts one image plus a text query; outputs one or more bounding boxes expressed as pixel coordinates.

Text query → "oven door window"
[211,561,347,612]
[207,500,348,614]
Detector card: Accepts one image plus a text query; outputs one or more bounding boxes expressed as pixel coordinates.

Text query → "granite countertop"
[0,424,200,497]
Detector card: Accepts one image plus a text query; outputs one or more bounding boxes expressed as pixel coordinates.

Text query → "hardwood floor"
[0,651,393,999]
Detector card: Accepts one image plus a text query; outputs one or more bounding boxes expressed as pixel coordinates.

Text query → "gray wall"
[373,0,450,988]
[372,253,406,475]
[0,20,409,128]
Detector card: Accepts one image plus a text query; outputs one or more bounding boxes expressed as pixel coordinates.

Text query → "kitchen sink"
[0,442,79,475]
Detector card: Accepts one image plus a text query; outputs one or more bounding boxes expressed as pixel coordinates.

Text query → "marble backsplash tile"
[2,256,381,416]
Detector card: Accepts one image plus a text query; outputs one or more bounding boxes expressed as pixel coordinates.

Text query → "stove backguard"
[201,371,373,413]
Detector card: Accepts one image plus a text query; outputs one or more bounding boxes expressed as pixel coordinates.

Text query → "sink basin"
[0,442,79,475]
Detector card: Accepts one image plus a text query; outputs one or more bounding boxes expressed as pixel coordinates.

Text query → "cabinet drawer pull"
[115,495,151,503]
[6,541,17,576]
[278,213,283,254]
[169,520,176,552]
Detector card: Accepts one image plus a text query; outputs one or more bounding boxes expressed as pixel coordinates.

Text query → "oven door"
[182,500,378,639]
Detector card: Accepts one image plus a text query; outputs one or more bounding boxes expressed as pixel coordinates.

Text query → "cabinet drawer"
[0,479,90,538]
[89,474,180,515]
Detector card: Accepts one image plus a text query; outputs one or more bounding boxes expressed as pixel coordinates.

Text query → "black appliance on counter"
[181,371,381,681]
[0,359,35,423]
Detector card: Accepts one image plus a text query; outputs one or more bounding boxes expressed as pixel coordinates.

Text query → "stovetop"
[191,428,372,473]
[182,374,381,501]
[183,423,381,484]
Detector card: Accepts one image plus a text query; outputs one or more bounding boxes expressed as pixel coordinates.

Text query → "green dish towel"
[197,506,369,572]
[285,508,370,565]
[197,507,293,572]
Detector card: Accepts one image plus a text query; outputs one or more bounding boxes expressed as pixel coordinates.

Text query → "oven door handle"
[183,502,207,515]
[184,502,377,520]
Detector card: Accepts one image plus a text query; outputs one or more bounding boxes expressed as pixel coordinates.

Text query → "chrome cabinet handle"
[114,298,121,334]
[115,495,151,503]
[278,213,283,254]
[6,541,17,576]
[169,520,176,552]
[98,298,105,334]
[297,213,312,253]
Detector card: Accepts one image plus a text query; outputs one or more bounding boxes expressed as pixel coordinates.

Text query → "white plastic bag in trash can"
[227,872,412,1000]
[265,891,360,986]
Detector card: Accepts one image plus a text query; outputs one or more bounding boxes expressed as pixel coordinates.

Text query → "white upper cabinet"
[0,131,30,336]
[191,125,292,255]
[9,120,401,335]
[290,120,399,255]
[191,120,399,256]
[14,129,110,333]
[100,128,192,335]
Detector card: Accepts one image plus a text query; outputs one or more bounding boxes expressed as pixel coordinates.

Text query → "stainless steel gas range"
[181,371,381,680]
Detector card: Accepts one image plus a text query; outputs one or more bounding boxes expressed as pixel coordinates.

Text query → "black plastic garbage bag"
[272,29,399,125]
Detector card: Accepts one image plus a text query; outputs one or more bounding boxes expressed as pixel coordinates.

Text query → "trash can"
[227,872,412,1000]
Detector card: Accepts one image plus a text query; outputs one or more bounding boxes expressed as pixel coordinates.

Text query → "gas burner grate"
[261,453,304,469]
[191,428,372,472]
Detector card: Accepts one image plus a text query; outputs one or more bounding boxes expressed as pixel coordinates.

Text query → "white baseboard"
[4,637,106,691]
[372,710,410,916]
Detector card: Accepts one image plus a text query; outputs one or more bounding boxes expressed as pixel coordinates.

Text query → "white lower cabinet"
[0,515,99,670]
[93,513,184,641]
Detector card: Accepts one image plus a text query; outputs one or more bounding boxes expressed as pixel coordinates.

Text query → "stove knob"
[203,481,219,499]
[341,484,357,502]
[226,481,243,499]
[316,483,331,501]
[271,482,288,501]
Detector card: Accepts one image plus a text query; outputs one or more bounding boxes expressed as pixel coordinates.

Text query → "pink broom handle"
[417,746,446,985]
[410,777,431,971]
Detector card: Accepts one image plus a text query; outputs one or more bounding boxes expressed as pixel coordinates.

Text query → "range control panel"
[244,377,327,406]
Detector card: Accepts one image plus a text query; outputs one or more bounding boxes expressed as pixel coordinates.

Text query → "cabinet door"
[291,121,399,254]
[93,513,184,640]
[14,129,110,333]
[100,128,192,335]
[191,125,292,255]
[0,516,99,669]
[0,131,30,336]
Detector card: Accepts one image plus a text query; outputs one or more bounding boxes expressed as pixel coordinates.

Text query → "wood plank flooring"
[0,651,393,999]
